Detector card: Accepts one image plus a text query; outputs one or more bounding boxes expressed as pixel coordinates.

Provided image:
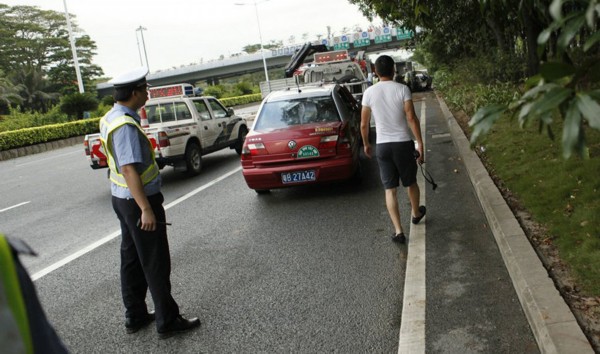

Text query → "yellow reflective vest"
[99,114,159,188]
[0,235,33,354]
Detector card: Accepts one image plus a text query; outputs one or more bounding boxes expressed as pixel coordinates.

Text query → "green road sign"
[396,28,414,40]
[374,34,392,44]
[333,43,350,50]
[353,38,370,47]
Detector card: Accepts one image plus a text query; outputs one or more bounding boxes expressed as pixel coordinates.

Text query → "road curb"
[0,136,84,162]
[436,93,594,354]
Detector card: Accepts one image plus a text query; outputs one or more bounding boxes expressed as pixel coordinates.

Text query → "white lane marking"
[31,231,120,281]
[31,166,242,281]
[163,166,241,209]
[398,101,427,353]
[16,150,81,167]
[0,201,31,213]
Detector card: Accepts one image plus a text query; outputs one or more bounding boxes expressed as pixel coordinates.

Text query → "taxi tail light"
[319,135,338,150]
[337,126,353,153]
[241,142,266,160]
[157,131,170,148]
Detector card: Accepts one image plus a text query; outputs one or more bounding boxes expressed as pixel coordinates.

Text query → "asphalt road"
[0,93,541,353]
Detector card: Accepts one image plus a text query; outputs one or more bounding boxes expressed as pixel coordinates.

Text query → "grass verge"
[477,116,600,295]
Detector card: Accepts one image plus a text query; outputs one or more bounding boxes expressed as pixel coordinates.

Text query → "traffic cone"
[140,106,149,128]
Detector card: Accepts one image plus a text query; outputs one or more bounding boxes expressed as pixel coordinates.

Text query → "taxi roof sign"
[314,50,350,64]
[148,83,194,99]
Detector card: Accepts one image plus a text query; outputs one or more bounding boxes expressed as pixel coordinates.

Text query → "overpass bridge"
[96,27,414,97]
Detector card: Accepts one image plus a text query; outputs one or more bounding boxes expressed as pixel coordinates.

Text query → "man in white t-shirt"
[360,55,426,243]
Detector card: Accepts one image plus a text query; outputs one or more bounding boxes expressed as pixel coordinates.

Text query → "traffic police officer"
[0,234,69,353]
[101,67,200,339]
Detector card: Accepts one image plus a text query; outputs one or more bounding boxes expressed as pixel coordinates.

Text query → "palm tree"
[12,67,59,113]
[0,71,23,114]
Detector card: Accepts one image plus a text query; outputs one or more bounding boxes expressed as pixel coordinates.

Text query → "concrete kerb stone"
[0,136,84,161]
[436,92,594,353]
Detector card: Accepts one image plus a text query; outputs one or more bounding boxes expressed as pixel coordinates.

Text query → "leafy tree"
[0,5,66,73]
[348,0,535,74]
[348,0,599,158]
[242,40,283,54]
[266,40,283,49]
[101,95,114,106]
[12,66,59,113]
[203,85,225,98]
[0,70,23,114]
[60,92,98,119]
[47,35,104,95]
[0,4,104,110]
[235,81,254,95]
[242,44,262,54]
[470,0,600,158]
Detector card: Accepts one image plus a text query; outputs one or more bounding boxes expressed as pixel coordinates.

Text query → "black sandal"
[391,233,406,243]
[412,206,427,224]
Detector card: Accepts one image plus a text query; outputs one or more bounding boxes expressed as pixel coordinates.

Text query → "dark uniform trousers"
[111,192,180,330]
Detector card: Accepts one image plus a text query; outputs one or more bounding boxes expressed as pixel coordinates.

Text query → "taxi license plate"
[281,170,316,184]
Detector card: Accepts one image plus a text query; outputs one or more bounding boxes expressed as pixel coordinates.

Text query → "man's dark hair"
[375,55,395,78]
[113,86,135,102]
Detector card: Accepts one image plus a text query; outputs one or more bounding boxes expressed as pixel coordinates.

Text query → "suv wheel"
[235,127,248,155]
[185,142,202,176]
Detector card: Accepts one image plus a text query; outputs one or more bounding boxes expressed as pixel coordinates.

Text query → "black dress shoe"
[158,315,201,339]
[125,310,155,334]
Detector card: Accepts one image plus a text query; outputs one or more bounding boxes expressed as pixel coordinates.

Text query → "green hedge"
[220,93,262,107]
[0,118,100,151]
[0,93,263,151]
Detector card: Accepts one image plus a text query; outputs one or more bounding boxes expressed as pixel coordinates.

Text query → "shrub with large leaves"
[470,0,600,158]
[60,92,98,120]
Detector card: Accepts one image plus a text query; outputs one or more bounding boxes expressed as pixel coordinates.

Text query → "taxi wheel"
[185,142,202,176]
[235,127,248,155]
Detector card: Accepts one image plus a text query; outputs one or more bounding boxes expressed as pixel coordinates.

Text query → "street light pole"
[62,0,84,93]
[253,1,270,87]
[234,1,270,89]
[135,30,144,66]
[136,26,150,71]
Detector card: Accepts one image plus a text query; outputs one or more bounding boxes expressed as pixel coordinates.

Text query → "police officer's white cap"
[109,67,149,88]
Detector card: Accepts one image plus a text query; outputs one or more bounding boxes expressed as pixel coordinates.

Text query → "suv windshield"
[255,96,339,130]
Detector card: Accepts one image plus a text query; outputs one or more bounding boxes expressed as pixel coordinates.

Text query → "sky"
[2,0,382,78]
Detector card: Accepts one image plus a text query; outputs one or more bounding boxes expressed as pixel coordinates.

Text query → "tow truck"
[259,43,371,101]
[83,83,248,175]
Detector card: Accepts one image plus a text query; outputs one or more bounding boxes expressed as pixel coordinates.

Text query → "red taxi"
[241,84,362,193]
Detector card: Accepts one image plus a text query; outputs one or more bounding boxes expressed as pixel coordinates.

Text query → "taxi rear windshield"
[255,96,340,130]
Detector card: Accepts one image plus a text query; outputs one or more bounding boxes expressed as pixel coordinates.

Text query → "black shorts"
[376,141,418,189]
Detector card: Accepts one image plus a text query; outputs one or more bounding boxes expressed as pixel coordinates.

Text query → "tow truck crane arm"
[284,43,329,78]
